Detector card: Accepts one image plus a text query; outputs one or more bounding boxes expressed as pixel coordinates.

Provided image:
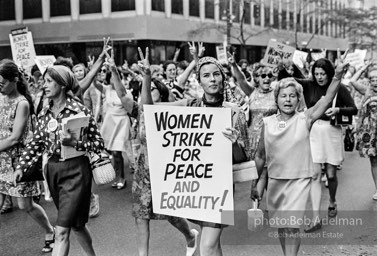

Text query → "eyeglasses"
[370,104,377,108]
[100,69,107,73]
[260,73,273,79]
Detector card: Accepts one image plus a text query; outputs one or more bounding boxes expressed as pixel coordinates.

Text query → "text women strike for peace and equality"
[154,111,230,212]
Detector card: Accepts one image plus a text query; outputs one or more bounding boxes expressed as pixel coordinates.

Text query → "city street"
[1,151,377,256]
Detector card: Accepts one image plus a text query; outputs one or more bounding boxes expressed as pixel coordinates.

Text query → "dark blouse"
[16,96,104,173]
[296,78,358,121]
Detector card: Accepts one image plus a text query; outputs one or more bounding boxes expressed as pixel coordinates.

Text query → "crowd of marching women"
[1,36,376,256]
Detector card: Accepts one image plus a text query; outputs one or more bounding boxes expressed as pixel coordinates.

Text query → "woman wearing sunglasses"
[228,55,278,202]
[349,64,377,201]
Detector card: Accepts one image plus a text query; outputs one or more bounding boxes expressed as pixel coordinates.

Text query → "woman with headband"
[14,65,104,256]
[139,46,249,256]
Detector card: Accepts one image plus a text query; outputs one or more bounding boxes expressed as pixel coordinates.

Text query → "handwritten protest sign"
[9,30,36,68]
[34,55,56,75]
[216,44,228,65]
[143,105,234,225]
[292,50,308,69]
[344,49,367,70]
[311,51,326,61]
[262,39,295,68]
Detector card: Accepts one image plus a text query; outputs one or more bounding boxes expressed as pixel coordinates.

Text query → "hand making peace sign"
[137,47,150,75]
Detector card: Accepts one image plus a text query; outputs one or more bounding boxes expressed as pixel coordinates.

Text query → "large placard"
[9,30,36,68]
[143,105,234,225]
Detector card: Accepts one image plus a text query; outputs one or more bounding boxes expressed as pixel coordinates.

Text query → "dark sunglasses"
[100,69,107,73]
[260,73,273,79]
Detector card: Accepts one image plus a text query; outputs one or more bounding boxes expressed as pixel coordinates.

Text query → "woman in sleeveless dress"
[251,57,349,256]
[0,59,55,253]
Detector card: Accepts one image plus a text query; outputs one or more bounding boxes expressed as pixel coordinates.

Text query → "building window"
[151,0,164,12]
[273,8,279,29]
[244,1,250,24]
[281,10,287,30]
[303,14,307,33]
[205,0,214,19]
[50,0,70,17]
[80,0,101,14]
[111,0,135,11]
[232,1,239,23]
[189,0,200,17]
[253,4,260,26]
[264,7,270,26]
[289,11,294,31]
[23,0,42,19]
[172,0,183,14]
[296,14,301,31]
[0,0,15,20]
[219,0,227,20]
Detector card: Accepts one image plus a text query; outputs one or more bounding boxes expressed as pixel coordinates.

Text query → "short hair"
[162,60,177,72]
[238,59,249,67]
[177,60,189,70]
[54,56,74,70]
[72,63,87,77]
[274,78,303,103]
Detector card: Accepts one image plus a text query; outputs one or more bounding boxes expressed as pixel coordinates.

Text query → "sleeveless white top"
[263,112,314,179]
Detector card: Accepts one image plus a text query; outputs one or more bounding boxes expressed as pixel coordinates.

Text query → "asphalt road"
[1,151,377,256]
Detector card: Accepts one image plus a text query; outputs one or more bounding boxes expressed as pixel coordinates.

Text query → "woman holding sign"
[99,48,199,256]
[251,57,349,256]
[14,65,104,256]
[139,44,249,256]
[0,59,55,253]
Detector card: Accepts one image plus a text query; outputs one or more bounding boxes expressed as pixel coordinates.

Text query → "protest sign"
[344,49,367,70]
[34,55,56,74]
[292,50,308,69]
[216,44,228,64]
[9,29,36,68]
[261,39,295,68]
[311,51,326,61]
[143,105,234,225]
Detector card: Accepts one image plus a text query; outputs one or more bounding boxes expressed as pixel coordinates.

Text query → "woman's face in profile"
[43,73,63,98]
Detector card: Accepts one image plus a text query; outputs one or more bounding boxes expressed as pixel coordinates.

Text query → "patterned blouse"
[16,96,104,173]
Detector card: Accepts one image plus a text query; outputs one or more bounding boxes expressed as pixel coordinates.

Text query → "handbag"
[232,142,248,164]
[17,155,44,183]
[330,93,353,126]
[344,126,355,152]
[89,152,116,185]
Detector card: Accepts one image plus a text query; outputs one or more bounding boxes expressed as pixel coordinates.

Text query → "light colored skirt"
[310,120,344,165]
[267,177,311,228]
[100,109,130,152]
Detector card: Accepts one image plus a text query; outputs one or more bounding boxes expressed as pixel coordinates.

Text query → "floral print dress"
[248,89,277,159]
[132,107,171,220]
[0,95,40,197]
[356,88,377,157]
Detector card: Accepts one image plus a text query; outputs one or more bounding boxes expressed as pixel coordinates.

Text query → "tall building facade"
[0,0,348,64]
